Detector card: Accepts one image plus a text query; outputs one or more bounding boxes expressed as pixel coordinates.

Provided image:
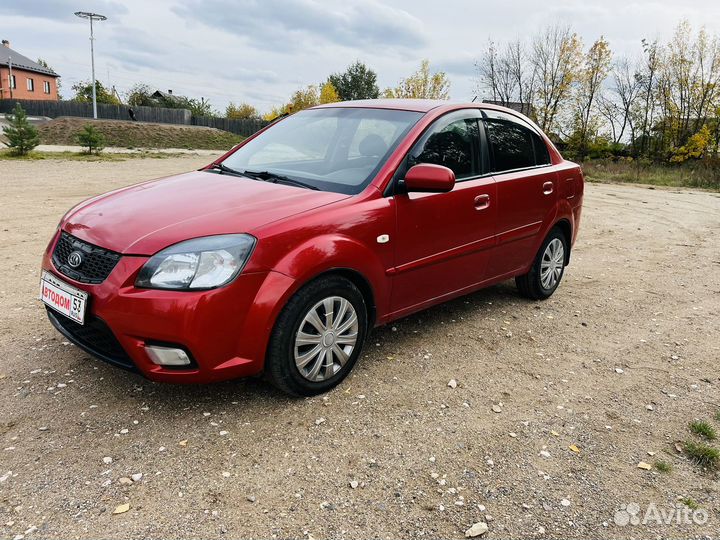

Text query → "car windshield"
[218,107,424,194]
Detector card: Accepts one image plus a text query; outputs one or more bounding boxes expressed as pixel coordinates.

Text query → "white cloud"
[2,0,719,112]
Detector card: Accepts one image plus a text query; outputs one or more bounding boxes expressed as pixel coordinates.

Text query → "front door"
[390,110,497,314]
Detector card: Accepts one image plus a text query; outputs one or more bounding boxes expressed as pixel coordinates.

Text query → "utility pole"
[75,11,107,119]
[8,57,13,99]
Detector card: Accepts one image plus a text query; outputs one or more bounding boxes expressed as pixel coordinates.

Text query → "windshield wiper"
[207,162,246,177]
[242,170,319,191]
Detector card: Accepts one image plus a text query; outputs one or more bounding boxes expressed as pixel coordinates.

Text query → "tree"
[226,102,260,119]
[319,81,340,104]
[71,80,121,105]
[570,36,613,159]
[76,124,105,154]
[384,60,451,99]
[186,97,216,117]
[2,103,40,155]
[126,84,156,107]
[328,61,380,101]
[531,25,583,133]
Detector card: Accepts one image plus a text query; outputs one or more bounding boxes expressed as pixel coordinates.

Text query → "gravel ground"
[1,156,719,540]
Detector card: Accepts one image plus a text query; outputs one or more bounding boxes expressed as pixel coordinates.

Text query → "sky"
[1,0,719,114]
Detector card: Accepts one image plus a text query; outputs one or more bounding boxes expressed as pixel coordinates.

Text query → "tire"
[265,275,368,396]
[515,227,568,300]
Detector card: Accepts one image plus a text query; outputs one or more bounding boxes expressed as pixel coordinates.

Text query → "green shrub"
[76,124,105,154]
[2,103,40,156]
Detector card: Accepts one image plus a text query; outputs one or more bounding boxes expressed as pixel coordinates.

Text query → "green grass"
[654,460,673,473]
[680,497,699,510]
[582,159,719,191]
[0,149,177,161]
[684,441,720,467]
[715,410,720,422]
[689,421,717,441]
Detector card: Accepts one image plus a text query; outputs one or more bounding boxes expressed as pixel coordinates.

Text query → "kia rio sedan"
[40,99,584,396]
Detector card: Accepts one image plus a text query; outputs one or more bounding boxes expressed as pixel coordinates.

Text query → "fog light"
[145,345,191,366]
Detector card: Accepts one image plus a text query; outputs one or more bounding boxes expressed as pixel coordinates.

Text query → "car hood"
[61,170,349,254]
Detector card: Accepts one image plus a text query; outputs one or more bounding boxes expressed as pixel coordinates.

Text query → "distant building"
[0,39,60,101]
[482,100,535,118]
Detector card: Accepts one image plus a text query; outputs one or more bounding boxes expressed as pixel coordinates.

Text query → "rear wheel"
[265,275,368,396]
[515,227,568,300]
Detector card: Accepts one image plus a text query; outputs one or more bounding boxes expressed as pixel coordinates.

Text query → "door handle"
[543,181,554,195]
[474,194,490,210]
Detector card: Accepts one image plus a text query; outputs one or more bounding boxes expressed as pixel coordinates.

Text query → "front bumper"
[41,232,297,383]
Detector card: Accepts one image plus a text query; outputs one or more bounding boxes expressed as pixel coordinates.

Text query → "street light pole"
[74,11,107,119]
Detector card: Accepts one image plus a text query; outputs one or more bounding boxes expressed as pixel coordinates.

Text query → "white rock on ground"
[465,521,489,537]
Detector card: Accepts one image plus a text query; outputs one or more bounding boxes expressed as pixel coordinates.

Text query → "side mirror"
[403,164,456,193]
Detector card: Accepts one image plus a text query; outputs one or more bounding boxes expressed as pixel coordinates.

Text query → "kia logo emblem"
[67,250,84,268]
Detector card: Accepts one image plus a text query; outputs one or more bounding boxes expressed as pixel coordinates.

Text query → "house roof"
[0,46,59,77]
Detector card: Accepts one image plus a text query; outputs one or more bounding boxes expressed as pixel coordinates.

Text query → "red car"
[40,99,583,395]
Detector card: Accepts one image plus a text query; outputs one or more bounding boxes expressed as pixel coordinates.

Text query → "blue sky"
[1,0,718,113]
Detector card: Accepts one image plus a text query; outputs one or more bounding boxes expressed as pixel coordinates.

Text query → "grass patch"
[582,159,719,191]
[654,460,673,473]
[0,149,126,161]
[715,410,720,422]
[37,117,243,151]
[680,497,699,510]
[684,441,720,467]
[689,421,717,441]
[0,149,182,161]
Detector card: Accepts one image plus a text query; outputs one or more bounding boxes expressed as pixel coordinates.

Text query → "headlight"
[135,234,256,290]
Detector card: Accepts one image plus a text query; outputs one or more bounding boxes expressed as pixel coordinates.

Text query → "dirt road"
[1,156,719,539]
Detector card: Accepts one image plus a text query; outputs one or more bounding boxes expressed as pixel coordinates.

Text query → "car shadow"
[78,280,525,412]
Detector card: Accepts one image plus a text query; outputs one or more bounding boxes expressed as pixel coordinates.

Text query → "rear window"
[485,120,536,172]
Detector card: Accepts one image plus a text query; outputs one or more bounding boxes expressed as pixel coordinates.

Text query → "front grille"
[52,232,121,284]
[46,308,137,372]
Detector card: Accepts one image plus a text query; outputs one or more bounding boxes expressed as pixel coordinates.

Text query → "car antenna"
[471,95,478,102]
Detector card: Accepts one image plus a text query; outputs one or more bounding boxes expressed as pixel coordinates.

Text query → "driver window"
[408,117,480,179]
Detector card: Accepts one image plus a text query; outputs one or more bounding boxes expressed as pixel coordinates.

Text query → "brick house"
[0,40,60,101]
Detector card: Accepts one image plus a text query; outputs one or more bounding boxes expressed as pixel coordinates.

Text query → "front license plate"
[40,271,88,325]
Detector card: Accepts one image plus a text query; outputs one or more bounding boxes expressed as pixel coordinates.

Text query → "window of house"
[485,120,536,172]
[27,78,34,91]
[10,74,16,89]
[44,81,51,94]
[408,115,481,179]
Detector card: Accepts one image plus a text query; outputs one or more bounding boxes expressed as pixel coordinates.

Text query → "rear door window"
[484,120,536,172]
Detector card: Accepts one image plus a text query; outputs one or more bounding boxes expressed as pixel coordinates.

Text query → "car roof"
[311,98,532,117]
[312,99,450,113]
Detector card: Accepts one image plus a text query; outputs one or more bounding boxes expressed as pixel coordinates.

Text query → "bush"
[76,124,105,154]
[2,103,40,155]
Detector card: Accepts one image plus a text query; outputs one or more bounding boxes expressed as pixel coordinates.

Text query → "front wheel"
[265,275,368,396]
[515,227,568,300]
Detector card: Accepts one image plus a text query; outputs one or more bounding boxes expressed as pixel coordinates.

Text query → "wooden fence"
[0,99,191,124]
[0,99,268,137]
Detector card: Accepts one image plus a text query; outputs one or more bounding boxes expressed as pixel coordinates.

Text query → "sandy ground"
[1,156,719,540]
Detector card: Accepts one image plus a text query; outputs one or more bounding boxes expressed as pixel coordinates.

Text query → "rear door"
[483,110,557,278]
[390,110,497,313]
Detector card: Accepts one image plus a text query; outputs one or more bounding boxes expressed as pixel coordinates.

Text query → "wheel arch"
[554,218,573,265]
[308,267,377,329]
